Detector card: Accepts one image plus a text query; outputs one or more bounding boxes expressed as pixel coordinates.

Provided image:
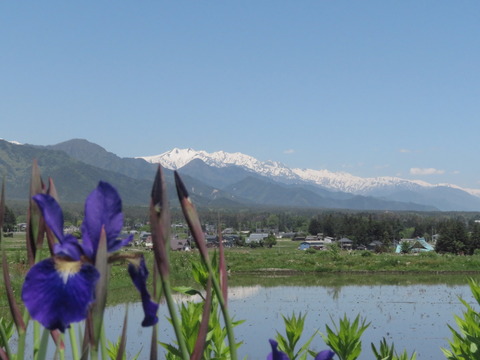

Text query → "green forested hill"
[45,138,157,181]
[0,139,240,208]
[0,140,152,204]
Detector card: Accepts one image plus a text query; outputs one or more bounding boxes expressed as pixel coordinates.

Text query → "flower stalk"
[174,170,238,360]
[150,166,189,359]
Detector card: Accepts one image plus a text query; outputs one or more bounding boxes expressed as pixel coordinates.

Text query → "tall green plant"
[327,243,341,261]
[322,314,369,360]
[164,258,243,359]
[274,312,317,360]
[442,278,480,359]
[371,338,416,360]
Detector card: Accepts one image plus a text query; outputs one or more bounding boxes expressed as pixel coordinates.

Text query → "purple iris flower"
[80,182,132,259]
[267,339,335,360]
[127,257,159,327]
[21,181,158,332]
[315,349,336,360]
[267,339,290,360]
[22,258,99,332]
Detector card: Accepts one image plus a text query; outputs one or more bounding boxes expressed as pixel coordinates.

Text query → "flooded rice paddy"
[102,273,479,359]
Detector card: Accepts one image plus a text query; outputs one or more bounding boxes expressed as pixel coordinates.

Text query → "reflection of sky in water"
[99,283,475,360]
[21,283,474,359]
[229,284,474,360]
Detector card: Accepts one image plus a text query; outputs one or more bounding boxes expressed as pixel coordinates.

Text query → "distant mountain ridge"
[139,147,480,211]
[3,138,480,211]
[139,148,470,194]
[141,148,298,179]
[46,139,157,181]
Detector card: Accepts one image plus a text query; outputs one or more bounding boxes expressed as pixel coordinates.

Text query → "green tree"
[400,241,412,254]
[308,217,322,236]
[471,223,480,253]
[3,205,16,232]
[264,233,277,248]
[266,214,279,230]
[436,219,469,254]
[323,214,335,237]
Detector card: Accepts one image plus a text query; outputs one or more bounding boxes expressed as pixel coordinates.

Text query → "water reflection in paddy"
[105,274,480,360]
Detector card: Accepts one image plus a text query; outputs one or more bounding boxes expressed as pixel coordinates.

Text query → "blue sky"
[2,2,480,188]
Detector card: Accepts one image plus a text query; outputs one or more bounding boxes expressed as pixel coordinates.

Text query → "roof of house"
[171,238,189,250]
[246,233,269,242]
[395,237,434,252]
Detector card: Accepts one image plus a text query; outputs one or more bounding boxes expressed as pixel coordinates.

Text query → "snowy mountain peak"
[139,148,298,178]
[0,138,22,145]
[138,148,480,198]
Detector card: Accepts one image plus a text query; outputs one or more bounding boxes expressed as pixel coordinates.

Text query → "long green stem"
[90,345,98,360]
[68,327,80,360]
[162,277,190,360]
[17,330,27,360]
[14,311,31,360]
[35,328,50,360]
[204,260,238,360]
[100,327,107,360]
[33,322,40,357]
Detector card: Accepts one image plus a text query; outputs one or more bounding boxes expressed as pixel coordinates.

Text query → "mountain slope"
[176,158,261,189]
[2,140,245,208]
[140,147,480,211]
[46,139,157,181]
[224,176,435,211]
[5,139,479,211]
[0,140,152,204]
[46,139,245,207]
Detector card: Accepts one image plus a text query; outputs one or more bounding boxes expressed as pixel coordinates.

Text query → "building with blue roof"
[395,237,434,253]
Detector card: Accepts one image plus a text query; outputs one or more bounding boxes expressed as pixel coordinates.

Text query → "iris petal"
[315,349,335,360]
[33,194,65,245]
[33,195,82,260]
[21,257,99,332]
[81,181,129,258]
[127,257,159,327]
[107,234,133,254]
[267,339,290,360]
[54,234,83,260]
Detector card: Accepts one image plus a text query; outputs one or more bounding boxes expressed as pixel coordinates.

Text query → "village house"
[395,237,434,253]
[246,233,268,244]
[298,240,325,250]
[171,237,191,251]
[337,237,353,250]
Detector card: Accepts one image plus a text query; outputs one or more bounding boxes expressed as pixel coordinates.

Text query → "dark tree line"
[435,218,480,255]
[306,212,480,254]
[307,212,437,248]
[3,205,17,232]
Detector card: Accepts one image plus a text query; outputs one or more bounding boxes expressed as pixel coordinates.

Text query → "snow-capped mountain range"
[141,148,298,180]
[139,148,480,199]
[4,137,479,211]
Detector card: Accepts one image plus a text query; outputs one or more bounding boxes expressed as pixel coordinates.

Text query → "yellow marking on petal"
[128,257,141,268]
[55,259,82,284]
